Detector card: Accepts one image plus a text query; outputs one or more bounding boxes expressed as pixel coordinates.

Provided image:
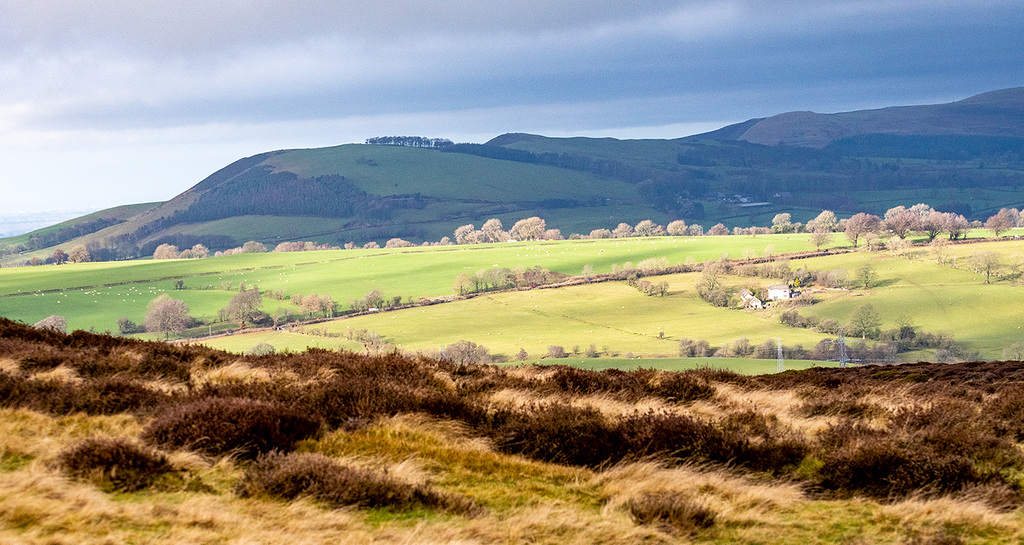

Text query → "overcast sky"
[1,0,1022,217]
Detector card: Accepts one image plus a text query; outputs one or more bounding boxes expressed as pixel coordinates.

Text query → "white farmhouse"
[767,285,796,301]
[738,289,764,309]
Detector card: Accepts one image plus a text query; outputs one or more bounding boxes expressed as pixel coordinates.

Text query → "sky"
[1,0,1023,220]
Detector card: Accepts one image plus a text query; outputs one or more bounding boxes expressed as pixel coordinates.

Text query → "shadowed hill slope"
[708,87,1024,148]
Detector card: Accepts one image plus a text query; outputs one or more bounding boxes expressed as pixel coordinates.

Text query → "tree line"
[6,202,1021,269]
[365,136,454,148]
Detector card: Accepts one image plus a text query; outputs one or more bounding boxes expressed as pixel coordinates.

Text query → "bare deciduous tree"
[223,288,264,326]
[809,229,833,250]
[771,213,792,233]
[708,223,729,236]
[633,219,665,237]
[986,209,1016,237]
[612,223,634,238]
[33,315,67,333]
[844,213,881,248]
[454,224,475,244]
[144,295,192,338]
[68,244,90,263]
[666,219,688,236]
[153,244,179,259]
[241,241,268,253]
[970,251,1000,284]
[442,340,491,364]
[509,217,546,241]
[807,210,838,233]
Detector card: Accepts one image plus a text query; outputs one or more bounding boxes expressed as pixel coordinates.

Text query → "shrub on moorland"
[17,347,68,372]
[816,420,991,499]
[0,374,162,416]
[142,397,321,459]
[627,492,716,535]
[72,352,192,382]
[818,439,980,499]
[63,377,164,415]
[489,403,625,467]
[236,452,479,515]
[987,384,1024,440]
[298,378,423,426]
[545,366,650,400]
[891,403,1022,475]
[800,396,883,419]
[0,371,34,408]
[59,438,174,492]
[652,373,715,403]
[619,411,736,463]
[621,410,809,472]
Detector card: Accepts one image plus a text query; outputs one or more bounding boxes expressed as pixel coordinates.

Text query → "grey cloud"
[1,0,1023,216]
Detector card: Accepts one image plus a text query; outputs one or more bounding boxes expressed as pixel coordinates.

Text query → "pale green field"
[198,329,835,374]
[790,245,1024,357]
[4,232,1022,364]
[305,274,831,360]
[541,357,837,374]
[0,235,818,332]
[201,239,1024,361]
[194,330,364,354]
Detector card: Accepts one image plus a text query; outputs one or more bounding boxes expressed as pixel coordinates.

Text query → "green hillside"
[2,88,1023,266]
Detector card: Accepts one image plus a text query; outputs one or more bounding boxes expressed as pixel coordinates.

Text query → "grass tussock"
[236,451,481,516]
[626,491,716,536]
[58,437,175,492]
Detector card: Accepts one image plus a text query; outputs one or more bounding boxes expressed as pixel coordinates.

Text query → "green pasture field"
[786,245,1024,358]
[303,274,832,360]
[4,231,1022,363]
[158,215,350,242]
[0,234,819,332]
[194,330,364,354]
[534,357,837,374]
[941,236,1024,262]
[266,144,645,205]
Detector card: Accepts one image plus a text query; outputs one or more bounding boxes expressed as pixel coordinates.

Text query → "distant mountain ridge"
[697,87,1024,148]
[3,87,1024,264]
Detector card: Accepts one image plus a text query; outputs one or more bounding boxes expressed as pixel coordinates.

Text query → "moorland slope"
[2,318,1024,544]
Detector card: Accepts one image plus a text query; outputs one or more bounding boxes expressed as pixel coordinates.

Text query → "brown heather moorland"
[2,316,1024,543]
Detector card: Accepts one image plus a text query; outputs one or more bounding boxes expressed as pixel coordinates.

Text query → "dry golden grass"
[594,461,804,527]
[708,383,835,434]
[190,360,273,386]
[0,408,143,461]
[29,364,82,384]
[3,406,1024,545]
[882,496,1024,534]
[0,357,20,374]
[487,387,566,410]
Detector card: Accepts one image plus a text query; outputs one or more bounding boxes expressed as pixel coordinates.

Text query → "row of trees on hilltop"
[365,136,454,148]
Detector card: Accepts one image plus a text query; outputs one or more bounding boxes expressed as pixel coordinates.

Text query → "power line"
[777,337,784,373]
